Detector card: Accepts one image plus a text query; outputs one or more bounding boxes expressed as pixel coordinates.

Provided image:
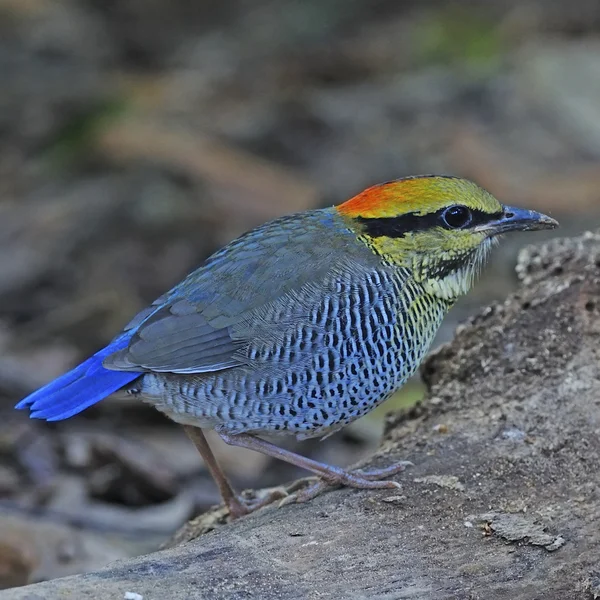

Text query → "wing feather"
[103,210,377,375]
[104,303,240,373]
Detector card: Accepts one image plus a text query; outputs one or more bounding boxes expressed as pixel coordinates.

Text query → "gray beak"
[482,205,559,235]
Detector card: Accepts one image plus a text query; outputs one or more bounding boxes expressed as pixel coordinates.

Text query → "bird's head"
[338,175,558,301]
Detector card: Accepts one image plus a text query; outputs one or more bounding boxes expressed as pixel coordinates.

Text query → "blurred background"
[1,0,600,589]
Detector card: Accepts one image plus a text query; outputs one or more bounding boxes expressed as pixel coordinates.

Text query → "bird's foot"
[218,433,412,510]
[227,486,289,519]
[279,461,413,506]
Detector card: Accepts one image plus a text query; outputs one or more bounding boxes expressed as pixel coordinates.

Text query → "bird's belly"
[139,287,445,439]
[141,363,404,439]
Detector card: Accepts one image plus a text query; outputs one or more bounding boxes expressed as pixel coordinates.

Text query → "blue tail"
[15,336,142,421]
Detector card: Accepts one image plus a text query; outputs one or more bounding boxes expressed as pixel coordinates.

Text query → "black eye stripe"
[355,208,503,239]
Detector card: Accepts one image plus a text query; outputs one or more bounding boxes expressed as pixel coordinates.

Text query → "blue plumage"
[15,336,142,421]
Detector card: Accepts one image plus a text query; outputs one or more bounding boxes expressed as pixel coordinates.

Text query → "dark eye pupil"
[443,205,471,229]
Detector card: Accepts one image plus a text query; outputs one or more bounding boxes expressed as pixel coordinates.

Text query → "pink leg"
[218,432,409,503]
[184,426,285,518]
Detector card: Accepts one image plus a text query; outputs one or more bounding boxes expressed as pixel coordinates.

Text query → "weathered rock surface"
[3,231,600,600]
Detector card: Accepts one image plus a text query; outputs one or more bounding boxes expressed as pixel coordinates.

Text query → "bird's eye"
[442,205,472,229]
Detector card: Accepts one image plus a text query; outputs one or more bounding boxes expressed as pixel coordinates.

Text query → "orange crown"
[337,176,465,219]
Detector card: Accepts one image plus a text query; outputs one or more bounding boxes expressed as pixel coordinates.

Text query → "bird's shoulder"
[185,209,374,311]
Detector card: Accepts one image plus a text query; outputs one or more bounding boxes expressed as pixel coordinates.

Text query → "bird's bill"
[477,205,559,235]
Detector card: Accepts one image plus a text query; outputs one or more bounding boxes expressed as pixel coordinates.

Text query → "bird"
[16,175,558,518]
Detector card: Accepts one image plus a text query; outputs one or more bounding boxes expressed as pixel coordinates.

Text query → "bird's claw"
[277,476,324,507]
[228,486,289,518]
[354,460,414,480]
[278,461,412,507]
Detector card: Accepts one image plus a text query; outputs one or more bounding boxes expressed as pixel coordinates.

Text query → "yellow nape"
[337,175,499,218]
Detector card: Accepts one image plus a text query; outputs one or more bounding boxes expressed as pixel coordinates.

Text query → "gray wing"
[106,297,242,373]
[103,210,375,375]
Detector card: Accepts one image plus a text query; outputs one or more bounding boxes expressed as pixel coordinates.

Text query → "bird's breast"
[140,267,448,438]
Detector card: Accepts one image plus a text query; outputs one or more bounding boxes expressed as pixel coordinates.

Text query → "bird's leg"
[183,426,245,517]
[183,426,286,518]
[218,432,409,504]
